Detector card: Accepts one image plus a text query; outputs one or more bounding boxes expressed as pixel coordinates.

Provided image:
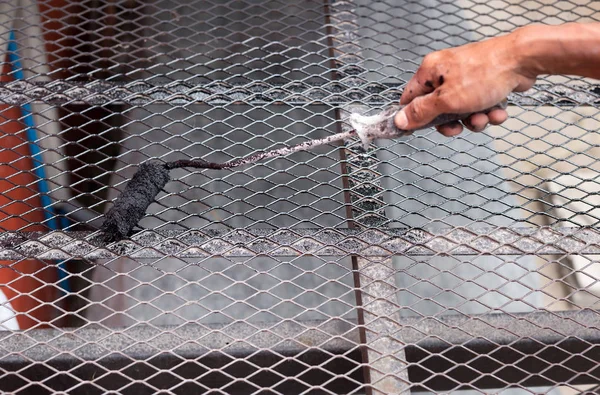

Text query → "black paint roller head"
[100,162,171,242]
[100,158,224,242]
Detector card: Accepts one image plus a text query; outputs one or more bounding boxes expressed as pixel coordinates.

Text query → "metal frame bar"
[0,309,597,393]
[0,80,598,106]
[324,1,409,393]
[322,1,374,392]
[1,226,599,261]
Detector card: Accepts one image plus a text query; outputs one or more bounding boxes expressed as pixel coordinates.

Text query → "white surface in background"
[0,289,19,331]
[547,172,600,296]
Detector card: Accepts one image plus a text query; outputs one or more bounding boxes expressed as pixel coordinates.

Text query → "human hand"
[395,31,537,136]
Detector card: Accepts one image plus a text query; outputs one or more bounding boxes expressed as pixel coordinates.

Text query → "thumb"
[394,93,442,131]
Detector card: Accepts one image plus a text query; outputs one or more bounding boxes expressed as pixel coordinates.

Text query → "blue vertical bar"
[7,31,70,293]
[7,31,58,230]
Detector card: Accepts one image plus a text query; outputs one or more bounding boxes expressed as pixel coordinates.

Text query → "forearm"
[515,22,600,79]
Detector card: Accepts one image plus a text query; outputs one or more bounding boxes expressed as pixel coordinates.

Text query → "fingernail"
[395,110,408,130]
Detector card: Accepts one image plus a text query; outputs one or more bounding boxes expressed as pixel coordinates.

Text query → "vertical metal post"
[323,1,410,393]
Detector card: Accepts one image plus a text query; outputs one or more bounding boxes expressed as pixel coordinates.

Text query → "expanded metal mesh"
[0,0,599,393]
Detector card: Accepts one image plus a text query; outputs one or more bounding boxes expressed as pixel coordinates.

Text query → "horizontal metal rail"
[0,309,597,393]
[0,80,598,106]
[1,226,599,260]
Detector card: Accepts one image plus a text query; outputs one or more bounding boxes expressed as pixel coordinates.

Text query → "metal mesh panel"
[0,0,599,393]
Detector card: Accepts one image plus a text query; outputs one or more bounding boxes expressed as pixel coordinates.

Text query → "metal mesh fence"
[0,0,599,393]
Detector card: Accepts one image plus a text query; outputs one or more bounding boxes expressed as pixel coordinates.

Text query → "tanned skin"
[395,23,600,136]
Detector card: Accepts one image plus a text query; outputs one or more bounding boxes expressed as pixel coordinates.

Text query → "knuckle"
[422,51,441,67]
[443,99,460,113]
[422,50,452,71]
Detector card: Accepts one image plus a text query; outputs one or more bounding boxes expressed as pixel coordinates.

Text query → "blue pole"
[7,31,70,293]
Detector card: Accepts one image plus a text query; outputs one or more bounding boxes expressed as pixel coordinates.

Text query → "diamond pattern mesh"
[0,0,598,393]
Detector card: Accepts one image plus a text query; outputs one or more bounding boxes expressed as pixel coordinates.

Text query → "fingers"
[395,92,446,131]
[400,74,436,105]
[400,56,443,105]
[435,108,509,137]
[463,113,489,132]
[488,108,508,125]
[397,105,509,135]
[463,108,509,132]
[436,121,463,137]
[435,115,489,137]
[398,47,512,135]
